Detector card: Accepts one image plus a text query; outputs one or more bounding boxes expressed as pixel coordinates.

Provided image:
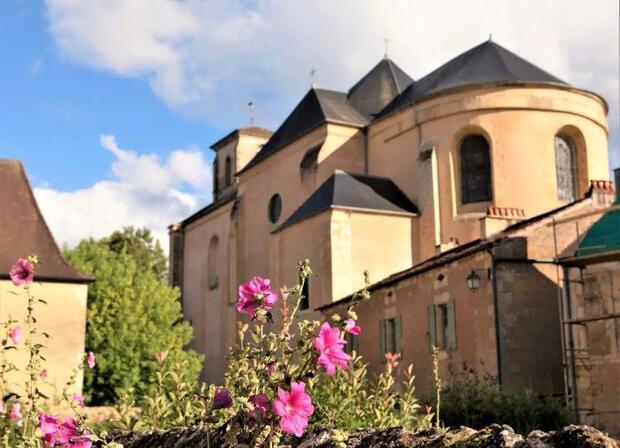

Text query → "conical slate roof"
[379,40,568,117]
[275,170,419,231]
[347,58,414,118]
[0,159,92,283]
[239,89,368,174]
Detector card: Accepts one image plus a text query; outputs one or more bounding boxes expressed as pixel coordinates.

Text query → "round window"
[268,194,282,223]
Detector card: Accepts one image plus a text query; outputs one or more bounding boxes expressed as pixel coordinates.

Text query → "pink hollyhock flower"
[9,258,34,286]
[57,418,92,448]
[72,393,85,407]
[344,319,362,335]
[40,369,48,380]
[248,394,270,419]
[273,381,314,437]
[236,277,278,318]
[9,403,22,422]
[86,352,96,369]
[213,388,232,409]
[314,322,350,376]
[38,413,59,445]
[9,326,22,345]
[385,352,401,369]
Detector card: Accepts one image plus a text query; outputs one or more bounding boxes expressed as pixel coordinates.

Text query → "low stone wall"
[106,424,618,447]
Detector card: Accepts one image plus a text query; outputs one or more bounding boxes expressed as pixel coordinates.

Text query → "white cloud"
[34,135,211,251]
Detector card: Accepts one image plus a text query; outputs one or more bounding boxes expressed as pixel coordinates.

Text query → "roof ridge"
[385,59,403,93]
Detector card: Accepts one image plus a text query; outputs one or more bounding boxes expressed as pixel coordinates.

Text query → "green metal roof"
[575,196,620,257]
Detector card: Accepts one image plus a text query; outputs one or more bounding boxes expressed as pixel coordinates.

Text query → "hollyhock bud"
[86,352,96,369]
[9,326,22,345]
[9,258,34,286]
[213,388,232,409]
[273,381,314,437]
[40,369,48,380]
[385,352,401,369]
[314,322,350,376]
[344,319,361,335]
[236,277,278,319]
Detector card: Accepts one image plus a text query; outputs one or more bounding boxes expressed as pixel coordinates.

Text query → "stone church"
[169,40,615,425]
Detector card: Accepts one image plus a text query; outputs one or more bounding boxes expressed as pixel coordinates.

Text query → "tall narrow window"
[379,316,402,358]
[460,135,492,204]
[208,235,219,289]
[428,300,456,351]
[225,156,233,187]
[555,135,576,202]
[299,275,310,310]
[213,157,219,195]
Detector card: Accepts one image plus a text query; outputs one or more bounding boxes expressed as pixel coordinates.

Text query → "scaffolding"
[549,203,620,431]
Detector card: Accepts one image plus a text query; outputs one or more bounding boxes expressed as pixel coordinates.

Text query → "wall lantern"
[466,268,491,292]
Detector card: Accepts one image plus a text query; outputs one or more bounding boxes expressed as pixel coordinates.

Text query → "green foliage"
[437,372,572,433]
[103,226,168,281]
[65,235,202,405]
[310,352,432,430]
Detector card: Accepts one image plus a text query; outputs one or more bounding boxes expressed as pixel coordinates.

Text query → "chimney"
[615,168,620,198]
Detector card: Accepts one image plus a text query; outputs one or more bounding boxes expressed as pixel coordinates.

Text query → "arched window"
[225,156,232,187]
[460,134,492,204]
[555,135,576,202]
[208,235,219,289]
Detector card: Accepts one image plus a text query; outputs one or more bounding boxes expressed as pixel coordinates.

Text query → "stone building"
[169,38,612,402]
[0,159,91,400]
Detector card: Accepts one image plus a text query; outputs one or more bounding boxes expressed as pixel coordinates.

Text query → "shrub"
[65,236,202,405]
[437,372,572,433]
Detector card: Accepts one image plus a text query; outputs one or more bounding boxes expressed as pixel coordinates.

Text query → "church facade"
[169,40,612,397]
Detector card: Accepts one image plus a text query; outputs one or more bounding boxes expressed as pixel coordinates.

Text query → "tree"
[65,233,202,405]
[103,227,168,281]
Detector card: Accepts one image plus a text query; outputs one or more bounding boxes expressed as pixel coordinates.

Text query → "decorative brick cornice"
[589,179,615,193]
[487,206,526,218]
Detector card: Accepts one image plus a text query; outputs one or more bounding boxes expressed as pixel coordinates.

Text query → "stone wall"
[105,424,618,447]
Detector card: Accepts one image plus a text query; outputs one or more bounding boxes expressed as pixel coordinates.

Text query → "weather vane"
[247,101,256,124]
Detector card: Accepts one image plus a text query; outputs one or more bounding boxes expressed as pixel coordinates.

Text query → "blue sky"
[1,1,618,250]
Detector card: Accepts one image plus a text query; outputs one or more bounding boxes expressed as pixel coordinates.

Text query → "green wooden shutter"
[394,316,403,356]
[427,304,437,352]
[352,334,359,353]
[447,299,457,351]
[379,319,386,359]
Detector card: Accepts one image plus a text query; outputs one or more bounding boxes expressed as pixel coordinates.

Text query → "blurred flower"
[385,352,401,369]
[40,369,48,380]
[38,414,59,445]
[213,388,232,409]
[248,394,270,419]
[344,319,361,335]
[72,393,85,407]
[86,351,96,369]
[314,322,350,376]
[9,258,34,286]
[273,381,314,437]
[9,403,22,422]
[9,326,22,345]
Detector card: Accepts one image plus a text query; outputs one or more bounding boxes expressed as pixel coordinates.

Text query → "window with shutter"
[379,317,401,358]
[555,135,576,202]
[446,300,457,351]
[299,275,310,310]
[379,320,386,359]
[344,332,359,354]
[460,135,492,204]
[427,304,437,352]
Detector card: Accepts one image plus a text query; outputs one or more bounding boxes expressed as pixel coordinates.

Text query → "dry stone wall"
[105,424,618,448]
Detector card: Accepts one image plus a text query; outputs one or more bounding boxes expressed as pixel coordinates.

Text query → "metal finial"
[488,33,493,42]
[310,67,317,88]
[384,36,390,58]
[247,101,255,124]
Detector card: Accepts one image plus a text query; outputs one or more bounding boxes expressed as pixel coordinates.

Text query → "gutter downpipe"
[487,248,502,385]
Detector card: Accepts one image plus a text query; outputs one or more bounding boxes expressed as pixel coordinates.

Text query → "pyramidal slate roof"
[0,159,92,283]
[239,89,369,174]
[379,40,568,117]
[347,58,414,118]
[275,170,419,232]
